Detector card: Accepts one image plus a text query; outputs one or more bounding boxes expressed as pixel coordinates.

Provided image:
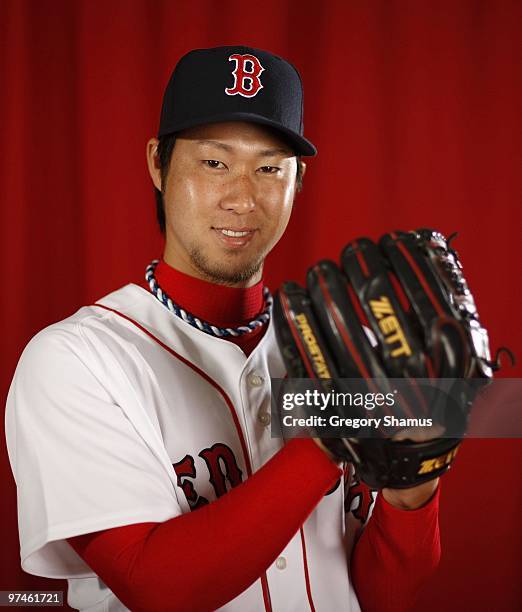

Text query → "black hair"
[153,133,305,234]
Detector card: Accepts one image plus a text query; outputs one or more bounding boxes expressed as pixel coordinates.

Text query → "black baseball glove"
[273,229,497,489]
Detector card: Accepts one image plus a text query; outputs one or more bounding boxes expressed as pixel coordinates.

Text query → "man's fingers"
[391,423,446,442]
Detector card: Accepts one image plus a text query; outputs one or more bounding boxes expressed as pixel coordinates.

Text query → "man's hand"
[314,436,439,510]
[381,423,442,508]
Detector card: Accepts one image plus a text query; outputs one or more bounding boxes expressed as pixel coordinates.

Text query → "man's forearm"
[68,439,342,612]
[351,485,441,612]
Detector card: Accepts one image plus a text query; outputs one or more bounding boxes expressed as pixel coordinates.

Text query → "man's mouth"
[218,228,252,237]
[212,227,257,247]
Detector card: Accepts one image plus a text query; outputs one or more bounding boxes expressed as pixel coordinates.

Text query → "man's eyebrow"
[258,147,293,157]
[195,140,293,157]
[196,140,233,152]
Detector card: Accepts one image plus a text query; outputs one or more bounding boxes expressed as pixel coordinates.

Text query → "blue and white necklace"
[145,260,272,338]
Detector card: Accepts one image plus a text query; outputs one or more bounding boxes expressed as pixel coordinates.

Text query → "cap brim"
[158,112,317,156]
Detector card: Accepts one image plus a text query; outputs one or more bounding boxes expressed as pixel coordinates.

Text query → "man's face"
[148,121,300,287]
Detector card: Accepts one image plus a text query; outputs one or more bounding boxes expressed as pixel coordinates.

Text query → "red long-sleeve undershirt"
[68,438,342,612]
[68,439,440,612]
[352,487,441,612]
[69,263,441,611]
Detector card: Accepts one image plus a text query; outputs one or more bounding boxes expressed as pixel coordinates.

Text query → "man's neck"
[154,259,265,328]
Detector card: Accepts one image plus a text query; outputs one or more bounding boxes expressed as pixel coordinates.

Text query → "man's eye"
[203,160,226,169]
[259,166,280,174]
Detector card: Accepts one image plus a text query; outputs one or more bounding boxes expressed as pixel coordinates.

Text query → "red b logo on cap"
[225,54,265,98]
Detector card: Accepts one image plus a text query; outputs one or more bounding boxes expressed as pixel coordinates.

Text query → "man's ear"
[146,138,162,190]
[300,160,307,178]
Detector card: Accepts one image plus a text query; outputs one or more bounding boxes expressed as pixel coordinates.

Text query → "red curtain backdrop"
[1,1,520,610]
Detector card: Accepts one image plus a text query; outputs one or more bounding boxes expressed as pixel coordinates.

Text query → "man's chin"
[190,249,264,286]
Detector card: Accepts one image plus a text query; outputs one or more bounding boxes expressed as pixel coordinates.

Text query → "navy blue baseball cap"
[158,45,317,156]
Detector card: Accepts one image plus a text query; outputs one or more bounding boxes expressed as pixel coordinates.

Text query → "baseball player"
[6,46,442,612]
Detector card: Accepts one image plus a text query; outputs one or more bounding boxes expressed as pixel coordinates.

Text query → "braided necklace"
[145,260,272,338]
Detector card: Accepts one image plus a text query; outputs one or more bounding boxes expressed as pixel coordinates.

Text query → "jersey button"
[275,556,287,570]
[248,373,264,387]
[258,411,271,426]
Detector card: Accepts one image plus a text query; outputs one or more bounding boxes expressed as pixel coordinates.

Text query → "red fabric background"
[1,1,520,610]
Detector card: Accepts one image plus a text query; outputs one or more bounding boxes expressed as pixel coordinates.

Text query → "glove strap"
[323,437,461,489]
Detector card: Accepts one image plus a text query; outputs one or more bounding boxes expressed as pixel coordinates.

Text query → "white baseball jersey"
[5,282,366,612]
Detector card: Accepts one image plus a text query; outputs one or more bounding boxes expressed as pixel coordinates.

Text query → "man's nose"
[220,173,256,214]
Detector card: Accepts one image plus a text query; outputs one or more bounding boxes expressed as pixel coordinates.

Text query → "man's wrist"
[382,478,440,510]
[312,437,335,460]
